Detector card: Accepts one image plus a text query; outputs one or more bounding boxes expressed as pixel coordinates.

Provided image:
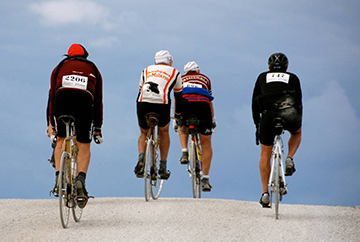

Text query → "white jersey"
[138,64,182,104]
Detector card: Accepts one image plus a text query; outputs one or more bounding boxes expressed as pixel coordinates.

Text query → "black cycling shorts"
[137,102,170,129]
[54,90,93,143]
[260,107,302,146]
[181,99,213,136]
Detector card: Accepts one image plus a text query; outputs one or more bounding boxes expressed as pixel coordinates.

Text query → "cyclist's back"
[138,64,182,104]
[252,57,302,146]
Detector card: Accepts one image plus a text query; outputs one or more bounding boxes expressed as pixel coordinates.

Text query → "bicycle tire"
[190,141,201,198]
[72,168,83,221]
[72,205,83,222]
[144,140,152,201]
[70,156,83,222]
[195,160,201,198]
[59,151,71,228]
[274,153,280,219]
[150,146,164,200]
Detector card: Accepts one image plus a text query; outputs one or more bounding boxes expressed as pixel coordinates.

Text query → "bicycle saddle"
[272,117,285,135]
[186,114,200,126]
[145,112,160,126]
[58,115,75,125]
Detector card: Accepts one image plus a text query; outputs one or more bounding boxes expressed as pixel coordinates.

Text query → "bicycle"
[182,115,203,198]
[143,112,165,201]
[57,115,83,228]
[268,117,288,219]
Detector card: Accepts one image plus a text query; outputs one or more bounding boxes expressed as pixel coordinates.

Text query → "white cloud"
[90,37,118,48]
[303,81,360,155]
[29,0,111,29]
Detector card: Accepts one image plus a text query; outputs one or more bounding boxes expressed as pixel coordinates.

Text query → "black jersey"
[252,69,302,125]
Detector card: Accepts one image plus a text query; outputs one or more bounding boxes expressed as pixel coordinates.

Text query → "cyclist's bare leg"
[76,142,91,175]
[259,144,273,193]
[54,137,65,172]
[158,123,170,160]
[287,128,301,159]
[138,127,148,154]
[178,127,189,150]
[199,134,212,176]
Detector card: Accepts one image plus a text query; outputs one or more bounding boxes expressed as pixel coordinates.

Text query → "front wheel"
[59,152,71,228]
[71,158,83,222]
[150,147,164,199]
[72,206,83,222]
[72,179,83,222]
[150,176,164,200]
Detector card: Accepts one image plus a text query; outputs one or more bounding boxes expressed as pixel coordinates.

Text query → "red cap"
[67,44,88,57]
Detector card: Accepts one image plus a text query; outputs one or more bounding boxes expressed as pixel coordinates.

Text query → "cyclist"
[252,53,302,207]
[176,61,216,192]
[47,43,103,208]
[134,50,183,180]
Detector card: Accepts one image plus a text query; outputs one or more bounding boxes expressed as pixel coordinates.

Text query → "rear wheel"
[190,141,201,198]
[144,140,152,201]
[274,157,280,219]
[59,152,71,228]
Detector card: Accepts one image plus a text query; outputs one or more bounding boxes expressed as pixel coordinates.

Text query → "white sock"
[203,175,209,179]
[182,148,188,153]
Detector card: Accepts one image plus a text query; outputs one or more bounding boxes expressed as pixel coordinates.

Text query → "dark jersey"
[252,70,302,125]
[47,57,103,128]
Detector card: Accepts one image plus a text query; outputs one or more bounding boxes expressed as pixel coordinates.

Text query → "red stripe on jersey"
[163,68,177,104]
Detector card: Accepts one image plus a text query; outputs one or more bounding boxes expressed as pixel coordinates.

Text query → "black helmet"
[268,53,288,69]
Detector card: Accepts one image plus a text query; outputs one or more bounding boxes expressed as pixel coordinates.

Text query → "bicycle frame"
[268,134,288,219]
[58,115,82,228]
[189,128,202,169]
[268,136,287,191]
[61,123,78,191]
[146,126,160,170]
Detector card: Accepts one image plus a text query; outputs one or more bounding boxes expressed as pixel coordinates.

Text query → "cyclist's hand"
[172,119,179,132]
[93,128,103,145]
[255,123,260,146]
[212,116,217,129]
[46,125,57,145]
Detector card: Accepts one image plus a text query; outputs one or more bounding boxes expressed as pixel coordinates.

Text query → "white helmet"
[154,50,173,64]
[184,61,200,74]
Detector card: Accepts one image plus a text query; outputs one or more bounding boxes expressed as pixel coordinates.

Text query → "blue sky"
[1,0,359,207]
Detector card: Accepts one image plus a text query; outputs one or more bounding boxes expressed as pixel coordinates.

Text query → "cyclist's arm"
[46,89,50,126]
[252,78,262,125]
[93,66,103,129]
[174,91,182,118]
[210,102,214,118]
[173,73,183,117]
[294,75,303,115]
[48,67,57,127]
